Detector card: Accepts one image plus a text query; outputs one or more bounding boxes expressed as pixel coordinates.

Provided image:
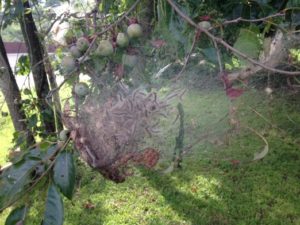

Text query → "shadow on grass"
[141,136,300,225]
[141,169,229,225]
[64,170,109,225]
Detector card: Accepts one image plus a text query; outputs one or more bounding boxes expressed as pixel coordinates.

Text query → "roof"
[4,42,56,54]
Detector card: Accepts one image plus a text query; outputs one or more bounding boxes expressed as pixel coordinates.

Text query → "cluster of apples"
[96,22,143,56]
[60,21,144,107]
[61,22,143,74]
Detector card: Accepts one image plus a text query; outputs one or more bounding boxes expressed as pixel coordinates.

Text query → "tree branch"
[165,0,300,76]
[222,12,285,25]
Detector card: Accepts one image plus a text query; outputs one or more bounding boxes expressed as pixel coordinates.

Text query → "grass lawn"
[0,96,14,165]
[0,88,299,225]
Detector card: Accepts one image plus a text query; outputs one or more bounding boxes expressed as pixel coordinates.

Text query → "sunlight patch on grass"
[0,98,14,165]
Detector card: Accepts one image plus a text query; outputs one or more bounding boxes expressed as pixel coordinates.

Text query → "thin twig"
[46,77,69,103]
[213,40,223,73]
[249,106,287,134]
[92,0,102,32]
[172,30,199,81]
[222,12,285,25]
[43,12,66,37]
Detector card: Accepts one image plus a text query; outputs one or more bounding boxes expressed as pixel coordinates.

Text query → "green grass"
[0,118,14,165]
[1,88,300,225]
[0,96,14,165]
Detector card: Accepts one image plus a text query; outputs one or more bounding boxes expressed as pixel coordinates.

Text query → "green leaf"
[101,0,113,13]
[24,7,31,14]
[21,99,31,105]
[43,184,64,225]
[0,145,58,210]
[28,114,38,128]
[233,28,262,67]
[39,142,51,151]
[53,151,76,199]
[0,157,39,210]
[23,88,31,96]
[5,205,27,225]
[201,48,218,64]
[16,55,30,76]
[125,0,137,9]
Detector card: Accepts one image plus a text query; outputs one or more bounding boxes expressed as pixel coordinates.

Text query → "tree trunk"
[18,0,57,134]
[0,36,35,146]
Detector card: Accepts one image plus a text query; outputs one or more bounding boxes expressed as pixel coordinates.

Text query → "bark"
[0,36,35,146]
[18,0,57,134]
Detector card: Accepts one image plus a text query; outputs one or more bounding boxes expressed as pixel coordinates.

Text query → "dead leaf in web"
[64,99,71,112]
[220,72,232,88]
[114,64,124,80]
[244,126,269,161]
[150,39,166,48]
[200,15,211,21]
[154,63,172,79]
[230,159,240,166]
[253,145,269,161]
[83,201,95,210]
[226,87,244,100]
[220,72,245,100]
[163,162,175,174]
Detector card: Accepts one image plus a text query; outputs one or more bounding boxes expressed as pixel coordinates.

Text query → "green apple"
[70,45,82,58]
[96,40,114,56]
[127,23,143,39]
[59,129,69,141]
[122,54,138,67]
[74,82,89,97]
[76,37,89,52]
[198,21,212,30]
[62,55,76,73]
[116,32,129,47]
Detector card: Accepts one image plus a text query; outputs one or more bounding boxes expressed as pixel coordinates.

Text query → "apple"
[62,55,76,73]
[122,54,138,67]
[70,45,82,58]
[74,82,89,97]
[59,129,69,141]
[198,21,212,30]
[116,32,129,47]
[96,40,114,56]
[76,37,89,52]
[127,23,143,39]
